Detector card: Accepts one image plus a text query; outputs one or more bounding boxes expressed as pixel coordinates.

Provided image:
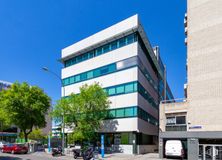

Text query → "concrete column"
[188,138,199,160]
[159,138,164,159]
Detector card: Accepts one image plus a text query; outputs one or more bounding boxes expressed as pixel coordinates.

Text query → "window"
[82,53,88,60]
[116,86,124,94]
[126,34,135,44]
[95,47,103,56]
[119,37,126,47]
[81,73,87,81]
[176,116,186,124]
[75,75,80,82]
[116,109,124,118]
[87,71,93,79]
[88,51,94,58]
[125,83,134,93]
[100,67,109,75]
[108,88,116,96]
[63,78,69,86]
[125,107,134,117]
[110,41,117,50]
[103,44,110,53]
[121,133,129,144]
[108,110,116,118]
[76,56,82,63]
[70,77,75,84]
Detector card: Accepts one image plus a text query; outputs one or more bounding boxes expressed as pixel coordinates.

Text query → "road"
[0,152,74,160]
[0,152,167,160]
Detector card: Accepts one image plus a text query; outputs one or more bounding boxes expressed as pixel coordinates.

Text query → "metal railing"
[160,98,187,104]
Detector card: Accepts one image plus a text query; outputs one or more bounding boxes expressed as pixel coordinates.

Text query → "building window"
[116,86,124,94]
[116,109,124,118]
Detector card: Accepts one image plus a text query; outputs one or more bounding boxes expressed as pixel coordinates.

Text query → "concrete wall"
[137,145,158,154]
[187,0,222,131]
[159,101,188,132]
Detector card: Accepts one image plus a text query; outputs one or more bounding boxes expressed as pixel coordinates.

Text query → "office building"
[159,1,222,159]
[61,15,173,154]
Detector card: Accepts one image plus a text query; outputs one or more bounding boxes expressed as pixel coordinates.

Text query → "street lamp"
[42,67,65,154]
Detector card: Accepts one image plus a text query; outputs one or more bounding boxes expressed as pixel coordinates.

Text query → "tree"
[52,83,110,143]
[0,82,51,142]
[19,128,45,140]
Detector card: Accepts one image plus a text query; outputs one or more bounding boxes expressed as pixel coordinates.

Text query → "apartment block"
[159,1,222,159]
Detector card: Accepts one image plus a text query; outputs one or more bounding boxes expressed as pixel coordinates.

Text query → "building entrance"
[199,144,222,160]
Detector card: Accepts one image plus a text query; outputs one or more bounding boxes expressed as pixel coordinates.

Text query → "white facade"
[61,15,172,154]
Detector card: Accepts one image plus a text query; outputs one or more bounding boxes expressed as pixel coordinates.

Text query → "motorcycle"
[82,147,94,160]
[52,147,63,157]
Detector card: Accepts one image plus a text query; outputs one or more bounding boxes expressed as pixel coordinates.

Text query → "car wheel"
[11,150,15,154]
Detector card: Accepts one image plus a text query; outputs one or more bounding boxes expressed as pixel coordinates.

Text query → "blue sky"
[0,0,187,104]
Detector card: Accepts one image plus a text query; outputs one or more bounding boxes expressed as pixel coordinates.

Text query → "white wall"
[62,15,138,58]
[99,117,138,132]
[109,93,138,109]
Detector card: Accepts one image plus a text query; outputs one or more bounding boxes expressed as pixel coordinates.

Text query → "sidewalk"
[97,153,161,160]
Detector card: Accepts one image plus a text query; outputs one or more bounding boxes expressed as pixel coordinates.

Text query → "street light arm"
[42,67,64,86]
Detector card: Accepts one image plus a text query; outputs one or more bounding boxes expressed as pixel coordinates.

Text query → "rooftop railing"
[160,98,187,104]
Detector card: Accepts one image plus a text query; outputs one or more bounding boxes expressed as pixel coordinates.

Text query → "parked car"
[0,141,7,149]
[165,140,185,159]
[2,143,28,154]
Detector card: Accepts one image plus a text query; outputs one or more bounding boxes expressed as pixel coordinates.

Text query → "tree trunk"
[23,131,28,142]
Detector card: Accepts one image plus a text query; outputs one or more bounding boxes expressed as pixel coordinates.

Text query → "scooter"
[52,147,63,156]
[82,147,94,160]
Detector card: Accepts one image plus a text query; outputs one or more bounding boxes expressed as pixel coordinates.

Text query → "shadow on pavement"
[0,156,23,160]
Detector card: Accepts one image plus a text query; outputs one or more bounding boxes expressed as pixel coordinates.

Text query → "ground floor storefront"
[99,132,158,154]
[0,132,17,143]
[159,131,222,160]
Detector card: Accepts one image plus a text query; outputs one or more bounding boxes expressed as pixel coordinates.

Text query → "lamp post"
[42,67,65,154]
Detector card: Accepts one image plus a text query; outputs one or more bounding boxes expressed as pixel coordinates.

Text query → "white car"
[165,140,185,158]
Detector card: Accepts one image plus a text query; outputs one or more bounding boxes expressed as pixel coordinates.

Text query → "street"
[0,152,165,160]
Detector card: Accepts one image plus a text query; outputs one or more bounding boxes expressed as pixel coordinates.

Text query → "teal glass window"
[70,77,75,84]
[125,107,134,117]
[134,83,138,91]
[125,83,134,93]
[108,110,116,118]
[100,67,109,74]
[119,37,126,47]
[75,75,80,82]
[81,73,87,80]
[95,47,103,56]
[116,86,124,94]
[93,69,100,77]
[82,53,88,60]
[103,44,110,53]
[108,88,116,96]
[63,78,69,86]
[126,34,134,44]
[116,109,124,118]
[88,52,94,58]
[133,107,137,116]
[110,41,117,50]
[87,71,93,79]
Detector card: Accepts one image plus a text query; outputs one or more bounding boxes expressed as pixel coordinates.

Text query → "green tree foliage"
[52,83,110,143]
[0,82,51,142]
